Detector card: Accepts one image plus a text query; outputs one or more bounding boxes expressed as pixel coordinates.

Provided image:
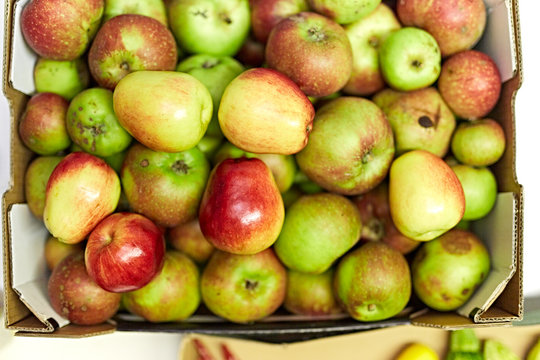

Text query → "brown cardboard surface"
[1,0,525,338]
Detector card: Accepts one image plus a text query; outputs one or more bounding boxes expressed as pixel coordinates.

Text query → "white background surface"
[2,1,540,359]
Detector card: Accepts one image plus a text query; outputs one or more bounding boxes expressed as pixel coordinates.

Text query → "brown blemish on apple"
[192,9,209,19]
[441,231,471,255]
[442,293,451,301]
[462,288,470,295]
[367,304,376,311]
[140,159,149,167]
[219,13,233,25]
[418,116,434,128]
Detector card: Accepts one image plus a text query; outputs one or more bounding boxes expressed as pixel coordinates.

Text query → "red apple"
[43,152,121,244]
[250,0,309,43]
[235,35,266,68]
[21,0,104,60]
[48,252,122,325]
[438,50,502,120]
[199,158,285,255]
[85,212,165,293]
[88,14,178,89]
[44,235,84,271]
[265,12,353,97]
[168,219,215,264]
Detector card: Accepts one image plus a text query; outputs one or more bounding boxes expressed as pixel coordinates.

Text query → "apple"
[213,142,297,193]
[21,0,104,60]
[66,88,132,157]
[250,0,309,43]
[374,87,456,157]
[438,50,502,120]
[168,0,251,56]
[176,54,245,139]
[199,158,284,255]
[121,143,210,227]
[123,251,200,322]
[265,12,353,97]
[25,156,63,219]
[167,219,215,264]
[48,252,122,325]
[113,70,213,153]
[88,14,178,89]
[451,119,506,167]
[44,235,84,271]
[389,150,465,241]
[397,0,486,57]
[234,35,266,68]
[379,27,441,91]
[103,0,168,25]
[284,268,343,316]
[296,97,395,195]
[43,152,121,244]
[274,193,362,274]
[19,93,71,155]
[343,3,401,96]
[334,242,411,321]
[218,68,315,155]
[34,58,90,100]
[451,164,498,221]
[308,0,381,24]
[201,248,287,323]
[85,212,165,293]
[411,229,490,311]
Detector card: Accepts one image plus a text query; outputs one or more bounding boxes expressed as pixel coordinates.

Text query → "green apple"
[177,54,245,138]
[168,0,251,56]
[451,118,506,167]
[66,88,132,157]
[308,0,381,24]
[24,156,63,219]
[451,164,498,221]
[34,58,90,101]
[196,135,223,160]
[379,27,441,91]
[274,193,362,274]
[103,0,168,25]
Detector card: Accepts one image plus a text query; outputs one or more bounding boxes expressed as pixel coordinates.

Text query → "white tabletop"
[2,2,540,359]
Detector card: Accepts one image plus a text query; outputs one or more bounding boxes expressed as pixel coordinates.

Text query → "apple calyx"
[245,279,259,291]
[202,59,220,69]
[307,26,326,42]
[171,160,190,174]
[364,217,386,241]
[219,13,233,25]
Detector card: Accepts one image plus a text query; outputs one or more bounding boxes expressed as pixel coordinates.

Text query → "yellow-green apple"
[201,249,286,323]
[296,97,395,195]
[19,93,71,155]
[176,54,245,139]
[451,164,498,221]
[121,143,210,227]
[281,186,303,208]
[438,50,502,120]
[235,35,266,68]
[66,88,132,157]
[167,219,215,264]
[293,170,324,194]
[43,152,121,244]
[374,87,456,157]
[250,0,309,43]
[412,229,490,311]
[389,150,465,241]
[196,135,223,160]
[308,0,381,24]
[122,251,200,322]
[103,0,168,25]
[88,14,177,89]
[284,268,343,316]
[213,142,297,193]
[113,70,213,153]
[34,58,90,100]
[353,182,420,255]
[24,156,63,219]
[85,212,166,293]
[343,3,401,96]
[21,0,104,60]
[265,12,353,97]
[333,242,411,321]
[274,193,362,274]
[379,27,441,91]
[218,68,314,155]
[168,0,251,56]
[44,235,84,271]
[397,0,486,57]
[48,252,122,325]
[451,119,506,167]
[199,158,284,255]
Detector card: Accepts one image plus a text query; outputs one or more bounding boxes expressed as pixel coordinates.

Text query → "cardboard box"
[2,0,524,339]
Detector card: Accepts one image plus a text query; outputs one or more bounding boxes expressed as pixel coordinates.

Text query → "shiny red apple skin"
[199,158,285,255]
[85,212,165,293]
[438,50,502,120]
[48,252,121,325]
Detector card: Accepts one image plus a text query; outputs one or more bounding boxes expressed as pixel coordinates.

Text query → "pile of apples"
[19,0,507,326]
